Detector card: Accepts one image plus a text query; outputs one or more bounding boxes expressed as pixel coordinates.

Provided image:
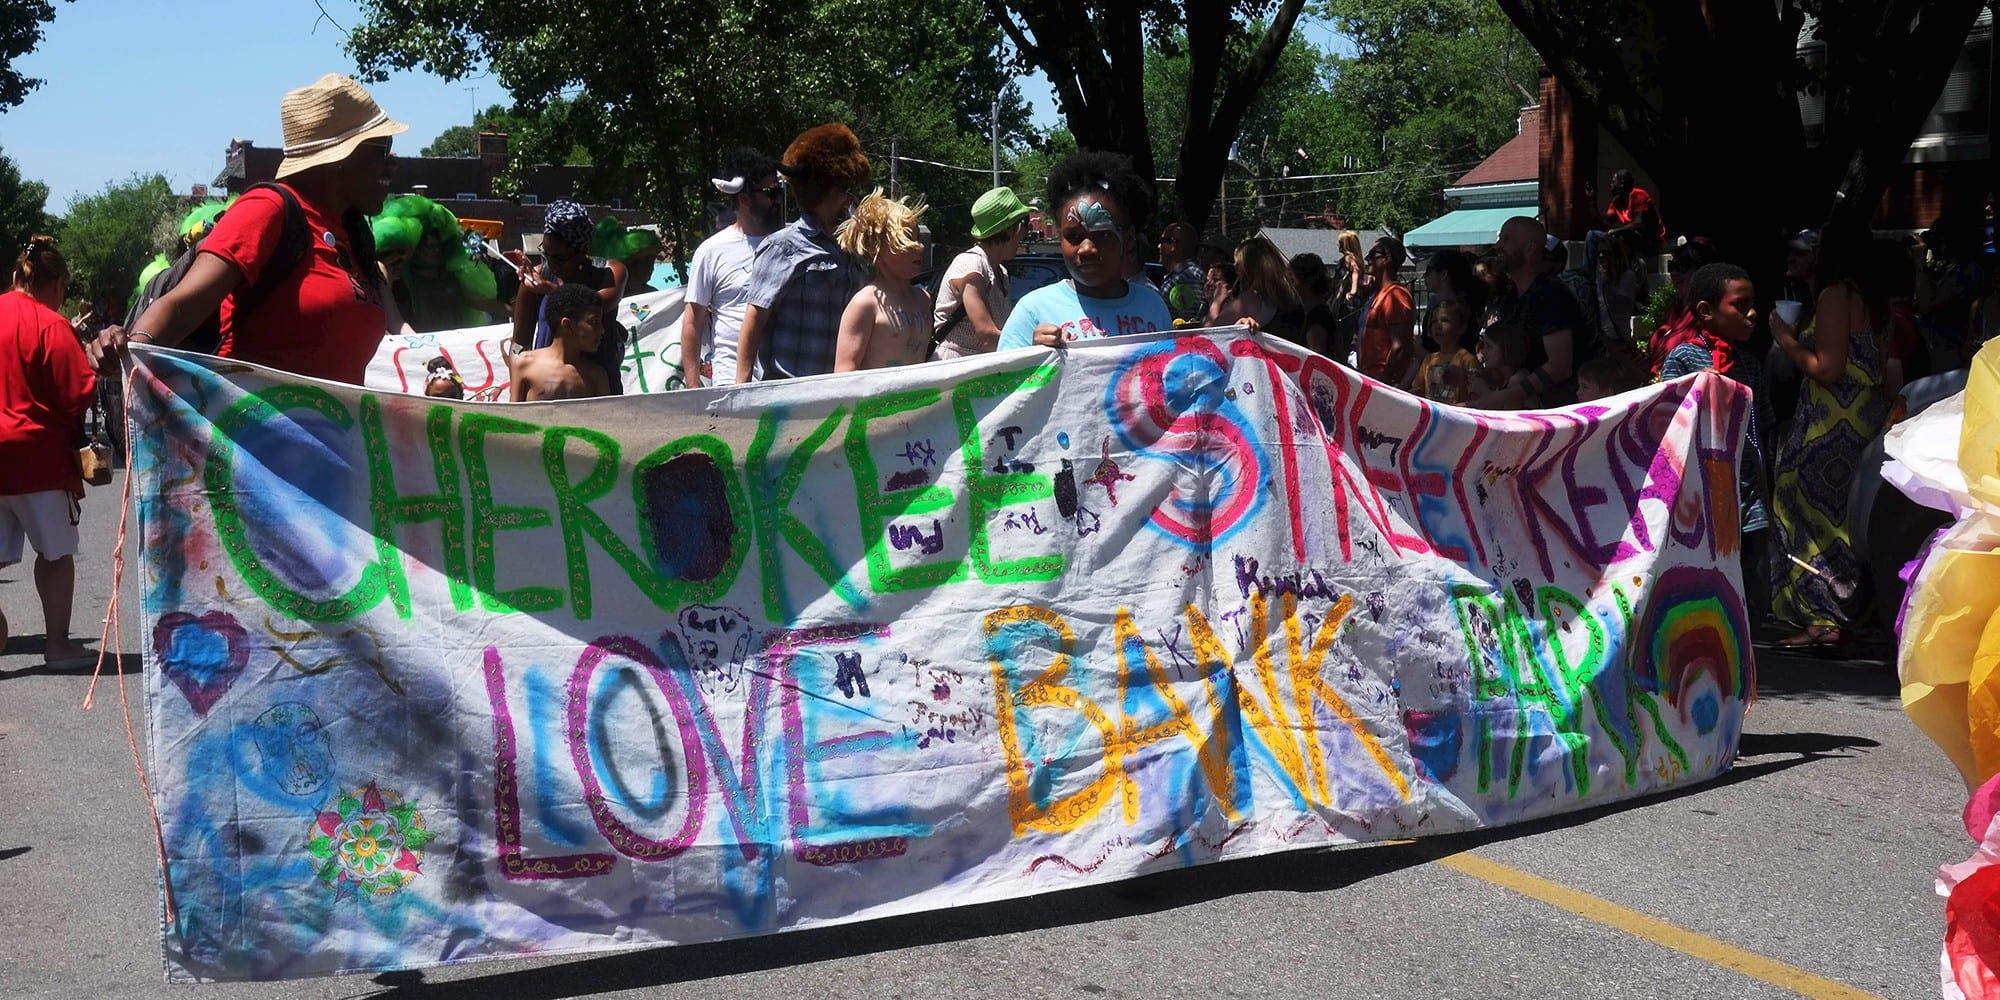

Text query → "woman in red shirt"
[90,74,411,383]
[1,237,97,664]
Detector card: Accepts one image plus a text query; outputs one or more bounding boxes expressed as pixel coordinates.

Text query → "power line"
[873,147,1485,196]
[872,150,1017,176]
[1162,160,1486,185]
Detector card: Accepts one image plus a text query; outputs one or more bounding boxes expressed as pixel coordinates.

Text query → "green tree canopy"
[421,123,484,159]
[1311,0,1540,234]
[420,101,593,167]
[0,144,53,253]
[350,0,1032,259]
[0,0,73,113]
[991,0,1308,235]
[60,173,179,307]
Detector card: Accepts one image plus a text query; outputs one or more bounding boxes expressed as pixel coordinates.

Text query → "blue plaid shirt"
[745,215,870,379]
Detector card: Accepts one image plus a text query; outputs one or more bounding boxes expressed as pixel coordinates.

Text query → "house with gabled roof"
[1403,106,1541,251]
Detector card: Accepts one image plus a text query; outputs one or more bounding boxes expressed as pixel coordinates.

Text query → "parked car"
[914,255,1165,303]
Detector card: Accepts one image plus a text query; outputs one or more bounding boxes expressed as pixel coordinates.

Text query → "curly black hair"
[722,147,779,189]
[1045,151,1154,235]
[544,282,601,331]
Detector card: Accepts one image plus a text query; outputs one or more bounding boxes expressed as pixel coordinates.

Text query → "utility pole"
[991,94,1001,189]
[890,137,899,199]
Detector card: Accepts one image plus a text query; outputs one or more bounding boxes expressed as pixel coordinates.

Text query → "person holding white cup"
[1765,219,1895,652]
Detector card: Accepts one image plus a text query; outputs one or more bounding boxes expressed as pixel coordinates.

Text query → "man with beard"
[1476,216,1590,407]
[680,149,783,386]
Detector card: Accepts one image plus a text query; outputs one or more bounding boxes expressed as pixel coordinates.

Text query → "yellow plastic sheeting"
[1899,338,2000,789]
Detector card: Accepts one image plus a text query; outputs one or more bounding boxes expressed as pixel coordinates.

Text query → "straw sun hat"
[274,74,409,179]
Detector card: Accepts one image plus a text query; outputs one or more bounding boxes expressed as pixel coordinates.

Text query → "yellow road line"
[1437,852,1888,1000]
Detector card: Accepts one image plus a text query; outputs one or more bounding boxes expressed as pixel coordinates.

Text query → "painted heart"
[153,611,251,716]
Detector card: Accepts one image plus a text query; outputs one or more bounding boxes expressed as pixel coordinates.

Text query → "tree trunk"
[1169,0,1306,236]
[993,0,1304,237]
[988,0,1156,185]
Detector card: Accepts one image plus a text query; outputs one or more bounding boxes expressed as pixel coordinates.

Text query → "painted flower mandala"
[307,782,435,900]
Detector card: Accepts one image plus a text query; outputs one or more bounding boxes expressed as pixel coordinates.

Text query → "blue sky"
[5,2,1347,212]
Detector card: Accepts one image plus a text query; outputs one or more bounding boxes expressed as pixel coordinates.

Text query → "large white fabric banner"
[364,288,688,398]
[130,329,1755,981]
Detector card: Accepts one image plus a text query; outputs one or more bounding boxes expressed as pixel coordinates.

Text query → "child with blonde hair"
[1412,298,1480,403]
[835,190,933,371]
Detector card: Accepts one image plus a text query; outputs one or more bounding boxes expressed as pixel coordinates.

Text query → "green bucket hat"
[970,187,1032,241]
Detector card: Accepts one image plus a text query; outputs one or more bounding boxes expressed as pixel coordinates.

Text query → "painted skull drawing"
[251,701,336,797]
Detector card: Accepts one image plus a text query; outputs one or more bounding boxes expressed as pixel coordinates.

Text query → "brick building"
[214,131,651,253]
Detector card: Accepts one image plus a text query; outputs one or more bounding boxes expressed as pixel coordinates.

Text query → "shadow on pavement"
[356,734,1858,999]
[1736,731,1881,757]
[1419,748,1847,863]
[0,648,139,679]
[1753,647,1899,701]
[0,846,29,862]
[361,838,1440,998]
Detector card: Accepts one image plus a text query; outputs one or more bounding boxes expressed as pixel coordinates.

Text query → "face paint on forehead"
[1066,196,1118,235]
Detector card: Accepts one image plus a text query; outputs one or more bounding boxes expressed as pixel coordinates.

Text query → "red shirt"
[1607,187,1666,243]
[0,290,96,496]
[203,184,386,384]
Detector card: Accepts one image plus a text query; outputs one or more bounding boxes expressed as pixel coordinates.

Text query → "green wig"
[129,252,172,311]
[590,216,662,263]
[370,195,499,318]
[183,200,229,237]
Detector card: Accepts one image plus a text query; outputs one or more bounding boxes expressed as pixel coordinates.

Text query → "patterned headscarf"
[543,200,593,256]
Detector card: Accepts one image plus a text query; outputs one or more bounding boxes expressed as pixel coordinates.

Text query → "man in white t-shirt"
[680,149,783,386]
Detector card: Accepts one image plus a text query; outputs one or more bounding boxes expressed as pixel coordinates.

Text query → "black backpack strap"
[340,205,377,279]
[235,182,313,311]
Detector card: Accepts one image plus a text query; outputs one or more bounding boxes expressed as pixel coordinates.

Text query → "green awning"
[1402,206,1524,250]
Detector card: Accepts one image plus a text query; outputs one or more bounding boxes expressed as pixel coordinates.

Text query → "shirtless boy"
[510,283,613,400]
[834,190,932,371]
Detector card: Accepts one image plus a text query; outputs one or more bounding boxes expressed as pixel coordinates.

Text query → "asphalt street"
[0,470,1968,1000]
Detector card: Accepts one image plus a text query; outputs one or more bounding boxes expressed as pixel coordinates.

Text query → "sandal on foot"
[1773,625,1840,651]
